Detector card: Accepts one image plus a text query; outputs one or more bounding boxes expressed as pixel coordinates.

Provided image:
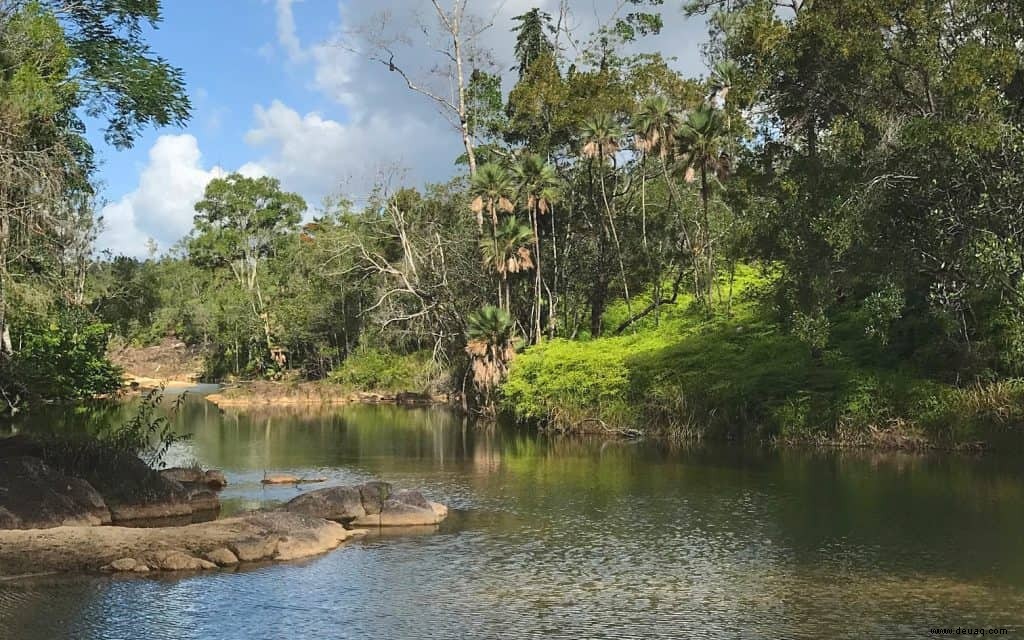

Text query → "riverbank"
[502,267,1024,450]
[204,380,452,409]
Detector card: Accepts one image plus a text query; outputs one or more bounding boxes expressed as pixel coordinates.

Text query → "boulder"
[356,481,392,515]
[0,456,111,529]
[205,470,227,489]
[229,537,280,562]
[350,487,447,527]
[283,482,448,527]
[159,467,205,485]
[156,550,216,571]
[159,467,228,490]
[284,485,366,523]
[107,487,220,526]
[205,548,238,566]
[109,558,139,572]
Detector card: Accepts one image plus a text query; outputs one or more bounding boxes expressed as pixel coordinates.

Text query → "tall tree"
[355,0,495,175]
[511,8,554,78]
[675,102,731,306]
[513,153,558,342]
[469,163,515,310]
[189,174,306,368]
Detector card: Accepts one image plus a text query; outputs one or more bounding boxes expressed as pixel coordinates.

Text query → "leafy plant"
[99,386,190,468]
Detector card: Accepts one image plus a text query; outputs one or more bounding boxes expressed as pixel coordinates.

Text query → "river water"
[1,393,1023,639]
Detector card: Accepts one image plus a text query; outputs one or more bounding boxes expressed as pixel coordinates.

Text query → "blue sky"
[92,0,709,258]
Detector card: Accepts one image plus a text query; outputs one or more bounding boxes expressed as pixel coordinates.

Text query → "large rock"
[284,485,366,523]
[350,489,447,527]
[159,467,206,485]
[0,511,364,576]
[0,434,218,527]
[282,482,448,527]
[107,485,220,526]
[205,470,227,489]
[159,467,228,491]
[356,481,392,515]
[0,456,110,529]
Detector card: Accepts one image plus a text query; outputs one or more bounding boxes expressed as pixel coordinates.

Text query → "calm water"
[1,393,1023,639]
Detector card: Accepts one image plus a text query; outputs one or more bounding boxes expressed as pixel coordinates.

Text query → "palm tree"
[632,96,680,160]
[479,217,535,312]
[632,96,682,250]
[632,96,684,325]
[513,154,559,343]
[580,113,632,320]
[580,113,621,161]
[710,59,740,109]
[470,163,515,308]
[675,102,732,306]
[465,305,517,414]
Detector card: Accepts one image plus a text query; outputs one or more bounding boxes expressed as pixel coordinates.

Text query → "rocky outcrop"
[0,457,111,529]
[0,435,224,530]
[0,511,364,576]
[283,482,448,527]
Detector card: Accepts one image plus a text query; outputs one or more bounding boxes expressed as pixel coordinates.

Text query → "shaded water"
[2,394,1023,639]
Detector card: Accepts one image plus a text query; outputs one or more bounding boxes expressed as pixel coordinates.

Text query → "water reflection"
[1,396,1023,639]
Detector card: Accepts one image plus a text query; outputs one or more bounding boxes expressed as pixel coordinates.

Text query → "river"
[1,393,1023,639]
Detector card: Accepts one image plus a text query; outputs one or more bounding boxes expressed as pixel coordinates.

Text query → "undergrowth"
[502,266,1024,448]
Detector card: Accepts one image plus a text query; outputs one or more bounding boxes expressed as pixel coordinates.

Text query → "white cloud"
[96,1,711,257]
[244,99,458,206]
[96,135,228,258]
[275,0,306,63]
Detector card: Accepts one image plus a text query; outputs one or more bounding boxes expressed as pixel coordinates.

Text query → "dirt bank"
[109,336,206,388]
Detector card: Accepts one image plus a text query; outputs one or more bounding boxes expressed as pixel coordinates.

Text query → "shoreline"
[203,380,453,410]
[0,512,365,577]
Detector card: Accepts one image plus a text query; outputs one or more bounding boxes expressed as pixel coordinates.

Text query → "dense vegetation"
[5,0,1024,447]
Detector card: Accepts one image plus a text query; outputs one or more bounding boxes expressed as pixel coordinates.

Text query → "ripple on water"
[2,402,1024,639]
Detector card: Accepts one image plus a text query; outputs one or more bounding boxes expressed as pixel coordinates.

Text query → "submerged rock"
[262,474,327,485]
[0,456,111,529]
[0,511,363,576]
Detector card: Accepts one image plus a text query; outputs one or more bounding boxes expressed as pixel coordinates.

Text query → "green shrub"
[329,348,443,393]
[1,308,122,413]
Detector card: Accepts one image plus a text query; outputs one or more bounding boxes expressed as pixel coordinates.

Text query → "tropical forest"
[1,1,1024,638]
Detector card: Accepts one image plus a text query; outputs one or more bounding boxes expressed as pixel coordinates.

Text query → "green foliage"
[0,0,188,415]
[511,8,554,77]
[44,0,191,148]
[99,386,189,468]
[329,349,441,393]
[467,305,515,343]
[1,309,121,410]
[190,174,306,269]
[505,266,1024,445]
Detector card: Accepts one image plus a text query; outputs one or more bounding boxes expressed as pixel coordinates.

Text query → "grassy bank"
[502,267,1024,449]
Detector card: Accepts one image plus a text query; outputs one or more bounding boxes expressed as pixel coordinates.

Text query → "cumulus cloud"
[95,135,268,258]
[252,0,709,204]
[243,100,459,206]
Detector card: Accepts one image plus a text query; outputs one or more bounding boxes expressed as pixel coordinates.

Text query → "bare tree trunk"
[530,207,543,344]
[597,163,632,322]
